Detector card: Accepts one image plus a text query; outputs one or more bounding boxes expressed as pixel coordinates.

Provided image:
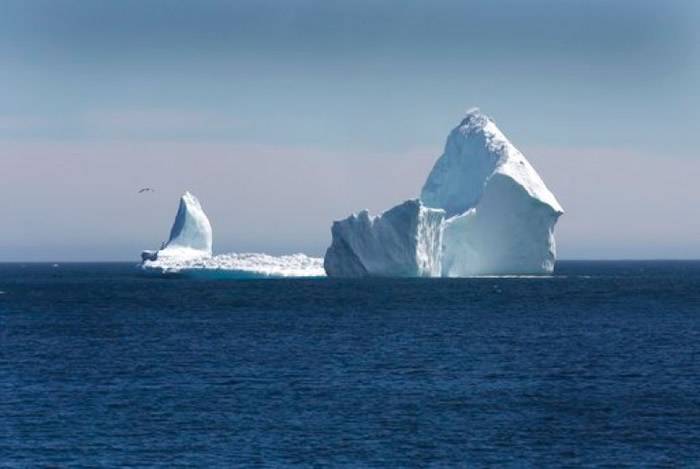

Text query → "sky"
[1,0,699,261]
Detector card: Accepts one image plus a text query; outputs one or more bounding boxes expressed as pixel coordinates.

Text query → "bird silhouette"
[138,188,155,193]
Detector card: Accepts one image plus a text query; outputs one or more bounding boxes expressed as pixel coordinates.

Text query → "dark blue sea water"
[1,261,699,467]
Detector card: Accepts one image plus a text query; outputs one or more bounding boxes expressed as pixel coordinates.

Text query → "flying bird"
[138,188,155,193]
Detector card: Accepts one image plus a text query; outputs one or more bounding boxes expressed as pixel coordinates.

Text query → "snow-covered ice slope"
[324,199,445,277]
[141,192,324,278]
[421,109,564,275]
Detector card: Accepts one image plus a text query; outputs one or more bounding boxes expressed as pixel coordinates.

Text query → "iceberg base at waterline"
[140,192,325,278]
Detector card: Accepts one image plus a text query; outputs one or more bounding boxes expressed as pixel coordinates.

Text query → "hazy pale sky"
[1,0,699,261]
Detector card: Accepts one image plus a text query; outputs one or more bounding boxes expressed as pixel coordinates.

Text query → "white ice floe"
[144,252,325,278]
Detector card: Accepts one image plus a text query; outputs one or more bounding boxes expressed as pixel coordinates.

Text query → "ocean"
[1,261,699,467]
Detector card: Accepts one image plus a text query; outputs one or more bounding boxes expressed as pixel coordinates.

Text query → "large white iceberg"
[422,109,563,276]
[324,199,445,277]
[141,192,324,278]
[324,108,563,277]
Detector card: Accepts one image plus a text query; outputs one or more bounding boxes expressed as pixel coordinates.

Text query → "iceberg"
[141,192,324,278]
[324,199,445,277]
[421,109,563,276]
[140,109,563,279]
[324,108,563,277]
[141,191,213,262]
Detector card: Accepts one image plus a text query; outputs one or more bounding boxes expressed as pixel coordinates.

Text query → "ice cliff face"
[324,108,563,277]
[324,199,445,277]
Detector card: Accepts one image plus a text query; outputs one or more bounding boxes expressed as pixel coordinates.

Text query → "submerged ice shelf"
[141,192,324,278]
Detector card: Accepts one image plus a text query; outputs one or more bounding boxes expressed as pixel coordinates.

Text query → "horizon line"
[2,259,699,264]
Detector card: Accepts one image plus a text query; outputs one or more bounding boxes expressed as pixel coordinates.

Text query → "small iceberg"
[141,191,212,263]
[141,192,324,278]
